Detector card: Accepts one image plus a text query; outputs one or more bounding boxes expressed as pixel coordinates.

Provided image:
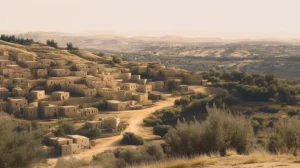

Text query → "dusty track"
[46,86,212,167]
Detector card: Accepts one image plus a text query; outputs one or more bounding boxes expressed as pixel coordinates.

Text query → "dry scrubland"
[1,36,300,168]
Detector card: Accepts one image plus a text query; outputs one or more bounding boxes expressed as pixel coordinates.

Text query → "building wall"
[61,144,82,156]
[133,93,148,102]
[36,69,48,78]
[121,83,137,92]
[137,84,152,93]
[50,69,71,77]
[67,135,89,148]
[9,99,28,114]
[43,106,59,118]
[31,90,45,100]
[82,108,98,116]
[59,106,78,118]
[23,106,38,119]
[52,92,70,101]
[71,71,87,77]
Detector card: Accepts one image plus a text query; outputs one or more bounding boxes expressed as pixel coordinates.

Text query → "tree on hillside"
[0,120,46,167]
[112,56,122,64]
[0,34,34,45]
[46,39,58,48]
[66,42,78,50]
[98,52,105,57]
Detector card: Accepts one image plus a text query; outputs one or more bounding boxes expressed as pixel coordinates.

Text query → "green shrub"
[88,128,102,138]
[267,118,300,155]
[287,110,299,117]
[189,92,208,100]
[153,125,170,137]
[164,106,254,156]
[92,100,107,111]
[0,120,46,168]
[54,121,74,137]
[46,39,58,48]
[174,97,190,107]
[258,106,279,114]
[121,132,144,145]
[143,115,162,126]
[92,144,164,167]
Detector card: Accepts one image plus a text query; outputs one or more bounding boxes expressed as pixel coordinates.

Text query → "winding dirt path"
[46,86,210,167]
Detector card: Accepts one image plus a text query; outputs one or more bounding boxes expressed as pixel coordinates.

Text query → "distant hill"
[2,32,300,58]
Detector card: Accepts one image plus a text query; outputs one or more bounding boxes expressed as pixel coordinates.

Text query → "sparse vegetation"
[54,121,75,137]
[66,42,79,50]
[164,106,254,156]
[0,120,46,168]
[153,125,169,137]
[46,39,58,48]
[92,144,164,167]
[121,132,144,145]
[0,34,34,45]
[268,118,300,155]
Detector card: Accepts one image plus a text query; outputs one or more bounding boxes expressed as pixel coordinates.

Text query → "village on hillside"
[0,39,203,157]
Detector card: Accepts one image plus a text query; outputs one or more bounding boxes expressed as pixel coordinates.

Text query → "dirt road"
[46,86,210,167]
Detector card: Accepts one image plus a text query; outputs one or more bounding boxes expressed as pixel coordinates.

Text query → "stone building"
[43,104,59,118]
[81,88,96,97]
[67,135,89,148]
[12,78,29,87]
[8,98,28,114]
[74,64,89,71]
[59,106,78,118]
[0,87,9,100]
[130,75,141,82]
[132,92,148,103]
[8,69,31,79]
[12,87,27,97]
[50,69,71,77]
[23,106,38,119]
[137,84,152,93]
[81,107,98,116]
[71,71,87,77]
[22,61,39,68]
[121,83,137,92]
[119,72,131,81]
[52,91,70,101]
[148,81,165,91]
[0,60,15,68]
[61,144,81,156]
[106,100,131,111]
[30,90,45,100]
[46,78,74,90]
[85,117,120,131]
[50,137,73,146]
[36,69,48,78]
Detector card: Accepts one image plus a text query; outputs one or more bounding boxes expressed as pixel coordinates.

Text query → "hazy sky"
[1,0,300,38]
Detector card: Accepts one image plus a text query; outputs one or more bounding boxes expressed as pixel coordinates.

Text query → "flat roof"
[52,91,68,93]
[67,135,89,139]
[106,100,122,103]
[60,106,76,108]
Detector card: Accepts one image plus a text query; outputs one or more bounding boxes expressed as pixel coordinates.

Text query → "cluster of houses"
[47,134,90,156]
[0,42,203,157]
[0,47,202,121]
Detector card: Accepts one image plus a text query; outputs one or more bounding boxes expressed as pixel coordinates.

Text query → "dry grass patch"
[131,155,218,168]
